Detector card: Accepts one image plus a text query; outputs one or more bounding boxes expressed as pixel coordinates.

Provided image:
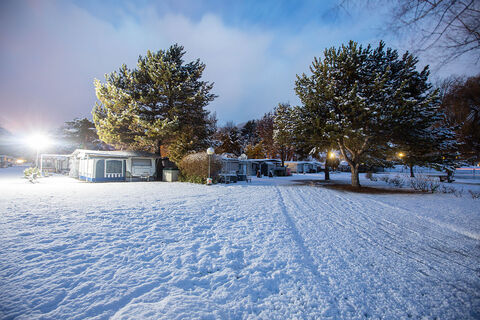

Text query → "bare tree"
[340,0,480,64]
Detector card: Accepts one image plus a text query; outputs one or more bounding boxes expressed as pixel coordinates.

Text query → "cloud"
[1,0,475,135]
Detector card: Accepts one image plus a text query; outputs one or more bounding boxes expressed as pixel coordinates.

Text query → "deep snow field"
[1,166,479,319]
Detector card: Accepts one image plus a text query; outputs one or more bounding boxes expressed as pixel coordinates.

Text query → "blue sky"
[0,0,476,134]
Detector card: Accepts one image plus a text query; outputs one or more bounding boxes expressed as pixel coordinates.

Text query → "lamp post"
[28,134,51,175]
[206,147,215,185]
[325,151,335,181]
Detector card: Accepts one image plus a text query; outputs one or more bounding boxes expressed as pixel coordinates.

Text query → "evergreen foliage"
[295,41,442,187]
[240,120,259,148]
[256,112,275,159]
[273,103,296,166]
[93,44,217,162]
[244,141,265,159]
[62,118,100,149]
[215,122,242,156]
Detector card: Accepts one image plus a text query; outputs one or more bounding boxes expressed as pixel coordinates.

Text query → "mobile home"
[70,149,162,182]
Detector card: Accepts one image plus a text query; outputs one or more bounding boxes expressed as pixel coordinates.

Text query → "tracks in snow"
[273,185,480,318]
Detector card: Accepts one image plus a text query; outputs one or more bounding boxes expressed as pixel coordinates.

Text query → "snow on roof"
[72,149,162,159]
[40,154,71,158]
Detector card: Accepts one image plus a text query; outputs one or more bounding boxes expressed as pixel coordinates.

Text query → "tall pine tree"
[296,41,440,187]
[93,44,216,161]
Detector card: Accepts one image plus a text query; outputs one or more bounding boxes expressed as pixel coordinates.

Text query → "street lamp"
[328,151,335,160]
[206,147,215,185]
[27,134,51,173]
[398,152,405,159]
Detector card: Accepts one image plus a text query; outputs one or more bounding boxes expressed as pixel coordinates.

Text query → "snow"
[1,167,479,319]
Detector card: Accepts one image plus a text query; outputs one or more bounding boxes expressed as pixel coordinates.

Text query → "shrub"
[410,175,440,193]
[24,167,41,179]
[468,190,480,199]
[178,152,223,184]
[388,175,405,188]
[439,185,464,197]
[379,175,390,183]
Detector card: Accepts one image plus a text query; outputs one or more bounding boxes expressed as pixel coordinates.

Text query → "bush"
[379,175,390,183]
[178,152,223,184]
[439,185,464,197]
[409,175,440,193]
[388,175,405,188]
[24,167,41,179]
[468,190,480,199]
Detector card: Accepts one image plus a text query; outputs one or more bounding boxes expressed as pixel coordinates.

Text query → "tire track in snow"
[273,186,324,280]
[330,192,479,273]
[276,186,411,317]
[277,185,480,318]
[298,186,480,304]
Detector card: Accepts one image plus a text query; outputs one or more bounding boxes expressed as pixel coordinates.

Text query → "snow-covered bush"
[379,175,390,183]
[178,152,222,184]
[410,175,440,193]
[468,190,480,199]
[439,185,464,197]
[23,167,40,179]
[387,175,405,188]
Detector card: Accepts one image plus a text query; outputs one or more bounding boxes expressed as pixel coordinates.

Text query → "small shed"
[70,149,162,182]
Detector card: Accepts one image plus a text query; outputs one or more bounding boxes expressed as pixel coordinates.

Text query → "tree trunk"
[409,164,415,178]
[156,140,162,157]
[351,164,360,187]
[324,165,330,181]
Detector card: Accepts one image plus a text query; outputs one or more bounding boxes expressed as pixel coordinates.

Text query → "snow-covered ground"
[1,167,479,319]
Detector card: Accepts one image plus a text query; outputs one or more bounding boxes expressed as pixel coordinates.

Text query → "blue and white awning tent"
[69,149,163,182]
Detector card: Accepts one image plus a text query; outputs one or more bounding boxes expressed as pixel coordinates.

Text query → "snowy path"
[0,168,479,319]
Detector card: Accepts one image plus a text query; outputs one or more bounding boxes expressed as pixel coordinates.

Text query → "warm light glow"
[328,152,335,159]
[27,134,51,150]
[398,152,405,158]
[206,147,215,155]
[16,159,26,164]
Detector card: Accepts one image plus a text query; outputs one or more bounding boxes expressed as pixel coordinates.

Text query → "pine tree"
[215,122,242,156]
[295,41,440,187]
[256,112,275,159]
[245,142,265,159]
[240,120,259,149]
[62,118,99,149]
[273,103,296,166]
[93,44,216,160]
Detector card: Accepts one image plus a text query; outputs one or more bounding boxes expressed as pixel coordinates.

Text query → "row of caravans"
[39,149,327,183]
[284,161,324,174]
[0,155,15,168]
[218,158,326,182]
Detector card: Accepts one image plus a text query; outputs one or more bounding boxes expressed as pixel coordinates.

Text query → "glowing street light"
[27,134,51,171]
[328,151,336,160]
[206,147,215,185]
[398,152,405,159]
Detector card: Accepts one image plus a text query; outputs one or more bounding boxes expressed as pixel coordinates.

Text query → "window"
[106,160,123,174]
[132,158,152,167]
